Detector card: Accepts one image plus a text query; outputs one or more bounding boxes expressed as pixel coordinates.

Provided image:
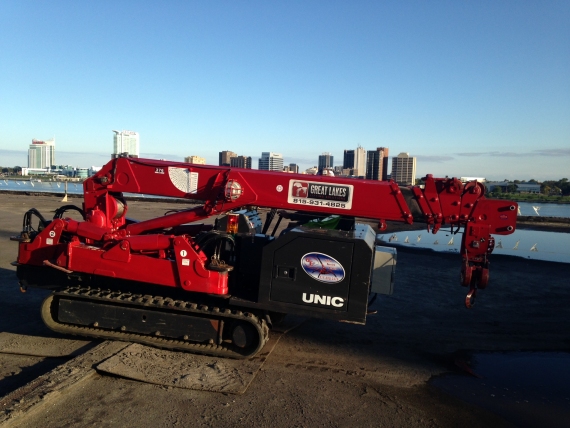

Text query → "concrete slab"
[0,341,129,425]
[97,335,280,394]
[95,315,306,394]
[0,333,92,358]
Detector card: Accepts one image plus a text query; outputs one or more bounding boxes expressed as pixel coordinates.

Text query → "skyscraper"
[343,150,354,170]
[318,153,334,171]
[230,156,252,169]
[289,163,299,173]
[354,146,366,177]
[258,152,283,171]
[343,146,366,177]
[112,130,139,158]
[391,152,417,185]
[366,147,389,181]
[219,150,237,166]
[28,138,55,168]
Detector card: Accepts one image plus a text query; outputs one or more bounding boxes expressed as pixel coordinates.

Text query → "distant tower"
[289,163,299,173]
[258,152,284,171]
[112,130,139,158]
[230,156,252,169]
[391,152,416,185]
[184,155,206,164]
[343,146,366,177]
[318,152,334,172]
[28,138,56,168]
[354,146,366,177]
[366,147,389,181]
[343,150,355,170]
[219,150,237,166]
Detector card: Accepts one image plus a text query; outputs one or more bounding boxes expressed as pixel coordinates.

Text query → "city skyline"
[1,2,568,181]
[2,143,570,182]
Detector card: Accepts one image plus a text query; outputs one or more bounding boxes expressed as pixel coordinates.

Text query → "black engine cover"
[231,224,376,324]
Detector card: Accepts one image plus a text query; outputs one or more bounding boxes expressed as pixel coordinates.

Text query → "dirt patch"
[96,316,307,393]
[98,342,268,394]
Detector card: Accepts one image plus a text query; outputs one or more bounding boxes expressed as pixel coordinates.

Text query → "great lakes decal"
[300,252,345,284]
[288,180,353,210]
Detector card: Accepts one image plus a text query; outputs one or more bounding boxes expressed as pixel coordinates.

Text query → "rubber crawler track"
[41,286,269,359]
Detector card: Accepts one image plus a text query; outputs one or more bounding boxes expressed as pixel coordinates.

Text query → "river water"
[517,201,570,217]
[378,228,570,264]
[0,180,84,193]
[0,179,155,199]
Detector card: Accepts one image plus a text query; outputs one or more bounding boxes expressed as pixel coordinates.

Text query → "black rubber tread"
[41,286,269,359]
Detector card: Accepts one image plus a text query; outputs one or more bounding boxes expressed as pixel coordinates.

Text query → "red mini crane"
[13,156,517,358]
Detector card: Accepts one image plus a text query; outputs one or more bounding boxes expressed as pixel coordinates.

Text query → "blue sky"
[1,1,568,180]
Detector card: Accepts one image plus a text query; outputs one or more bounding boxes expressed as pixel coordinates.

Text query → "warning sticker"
[169,167,198,194]
[287,180,353,210]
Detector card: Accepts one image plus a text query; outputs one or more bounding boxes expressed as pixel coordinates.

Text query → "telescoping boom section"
[13,156,517,358]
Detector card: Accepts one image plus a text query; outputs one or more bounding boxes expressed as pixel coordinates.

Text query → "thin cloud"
[455,152,486,157]
[415,155,454,163]
[139,152,185,161]
[51,150,110,157]
[533,148,570,156]
[489,151,529,157]
[0,149,26,155]
[456,148,570,158]
[457,151,529,157]
[284,156,316,165]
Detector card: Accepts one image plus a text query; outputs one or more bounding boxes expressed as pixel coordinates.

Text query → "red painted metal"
[465,287,477,309]
[17,156,518,301]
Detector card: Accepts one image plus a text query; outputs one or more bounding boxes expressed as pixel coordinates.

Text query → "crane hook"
[465,286,477,308]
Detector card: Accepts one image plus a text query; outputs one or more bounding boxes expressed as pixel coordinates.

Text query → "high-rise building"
[112,130,139,158]
[28,138,55,168]
[258,152,283,171]
[184,155,206,164]
[343,146,366,177]
[219,150,237,166]
[230,156,252,169]
[289,163,299,173]
[343,150,354,170]
[391,152,417,185]
[318,153,334,171]
[366,147,390,181]
[354,146,366,177]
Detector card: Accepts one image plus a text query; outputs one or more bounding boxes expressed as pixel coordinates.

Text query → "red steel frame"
[17,157,518,306]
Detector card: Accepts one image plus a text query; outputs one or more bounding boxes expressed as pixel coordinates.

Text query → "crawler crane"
[13,156,518,358]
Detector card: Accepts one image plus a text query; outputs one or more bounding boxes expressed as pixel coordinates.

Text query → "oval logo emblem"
[301,253,345,283]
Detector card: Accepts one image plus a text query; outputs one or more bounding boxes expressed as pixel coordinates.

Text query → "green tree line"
[490,178,570,196]
[539,178,570,196]
[1,166,22,175]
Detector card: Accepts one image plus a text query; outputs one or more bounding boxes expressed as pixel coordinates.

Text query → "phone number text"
[291,198,348,209]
